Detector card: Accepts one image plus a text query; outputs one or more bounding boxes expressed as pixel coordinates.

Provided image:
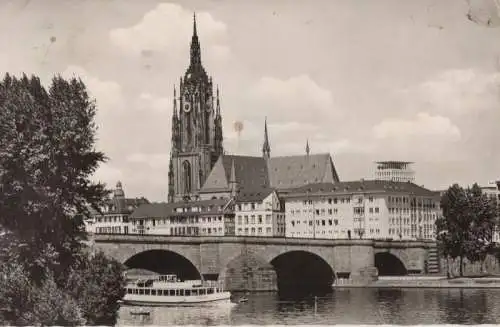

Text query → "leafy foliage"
[436,183,498,276]
[0,73,124,325]
[0,73,110,282]
[66,251,127,325]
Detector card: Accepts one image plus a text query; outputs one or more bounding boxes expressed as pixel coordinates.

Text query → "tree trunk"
[459,256,464,277]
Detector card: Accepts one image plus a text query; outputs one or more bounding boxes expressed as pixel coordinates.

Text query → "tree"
[0,74,110,283]
[0,73,124,325]
[464,184,497,273]
[65,251,126,325]
[436,183,497,277]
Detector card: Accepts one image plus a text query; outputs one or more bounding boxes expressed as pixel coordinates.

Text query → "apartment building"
[128,198,235,236]
[234,189,285,237]
[283,180,441,240]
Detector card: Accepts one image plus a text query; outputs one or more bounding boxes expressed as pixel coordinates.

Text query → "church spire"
[216,85,221,116]
[262,117,271,159]
[173,85,178,118]
[229,158,239,197]
[306,139,310,156]
[193,12,198,37]
[190,12,201,67]
[171,85,179,153]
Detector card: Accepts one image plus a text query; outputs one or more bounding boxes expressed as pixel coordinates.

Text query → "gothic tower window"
[183,160,192,194]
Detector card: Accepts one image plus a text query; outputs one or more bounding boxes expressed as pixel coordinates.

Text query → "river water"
[118,288,500,325]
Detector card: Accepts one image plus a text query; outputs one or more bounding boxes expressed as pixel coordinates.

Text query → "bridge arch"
[270,250,335,296]
[375,252,408,276]
[124,249,202,280]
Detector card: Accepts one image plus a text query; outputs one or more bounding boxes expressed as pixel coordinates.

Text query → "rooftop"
[130,198,232,219]
[284,180,438,197]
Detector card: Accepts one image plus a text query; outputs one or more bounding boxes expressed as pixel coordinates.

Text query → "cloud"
[399,69,500,115]
[127,153,170,169]
[136,93,173,114]
[252,75,334,112]
[370,112,463,161]
[373,112,461,140]
[109,3,228,60]
[92,163,124,186]
[61,65,124,111]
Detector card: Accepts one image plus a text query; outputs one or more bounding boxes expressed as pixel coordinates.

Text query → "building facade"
[234,189,286,237]
[86,181,149,234]
[129,198,235,236]
[374,161,415,183]
[284,180,441,241]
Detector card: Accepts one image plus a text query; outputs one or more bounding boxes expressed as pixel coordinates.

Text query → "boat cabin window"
[207,288,214,294]
[157,290,163,296]
[134,289,138,294]
[127,288,132,294]
[145,289,150,295]
[200,288,205,295]
[169,290,175,296]
[139,289,144,295]
[192,289,198,296]
[185,290,191,296]
[180,289,184,296]
[151,289,156,296]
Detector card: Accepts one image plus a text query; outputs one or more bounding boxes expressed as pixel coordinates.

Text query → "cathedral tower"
[168,14,224,202]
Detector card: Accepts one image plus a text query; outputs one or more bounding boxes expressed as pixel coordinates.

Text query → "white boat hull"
[123,291,232,307]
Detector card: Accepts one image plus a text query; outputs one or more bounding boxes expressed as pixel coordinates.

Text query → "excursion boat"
[123,274,231,306]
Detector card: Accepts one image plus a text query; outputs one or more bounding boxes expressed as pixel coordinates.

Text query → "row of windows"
[95,226,127,234]
[236,202,267,211]
[290,219,340,227]
[389,207,437,214]
[127,287,217,296]
[174,205,224,213]
[390,216,437,225]
[132,216,226,226]
[302,197,353,205]
[237,214,272,225]
[290,206,382,216]
[96,215,126,223]
[388,227,435,235]
[237,227,274,235]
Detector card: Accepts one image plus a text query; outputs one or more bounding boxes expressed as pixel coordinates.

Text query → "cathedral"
[167,15,340,203]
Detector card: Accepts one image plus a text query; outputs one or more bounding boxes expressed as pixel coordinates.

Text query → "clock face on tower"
[184,103,191,113]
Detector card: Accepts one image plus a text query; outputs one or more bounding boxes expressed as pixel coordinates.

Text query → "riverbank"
[334,276,500,289]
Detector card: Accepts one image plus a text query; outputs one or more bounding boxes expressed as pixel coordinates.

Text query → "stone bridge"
[93,235,437,291]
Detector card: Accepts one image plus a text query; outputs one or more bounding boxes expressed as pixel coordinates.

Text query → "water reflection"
[437,289,494,324]
[117,288,500,325]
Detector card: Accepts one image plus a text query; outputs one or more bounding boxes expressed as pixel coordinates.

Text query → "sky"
[0,0,499,202]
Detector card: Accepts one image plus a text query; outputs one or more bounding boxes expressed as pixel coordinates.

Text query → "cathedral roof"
[268,153,339,190]
[200,153,340,195]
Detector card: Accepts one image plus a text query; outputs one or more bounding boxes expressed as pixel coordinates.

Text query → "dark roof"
[235,188,275,202]
[285,180,438,197]
[130,198,231,219]
[200,153,339,194]
[90,197,150,216]
[268,153,339,189]
[223,155,270,192]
